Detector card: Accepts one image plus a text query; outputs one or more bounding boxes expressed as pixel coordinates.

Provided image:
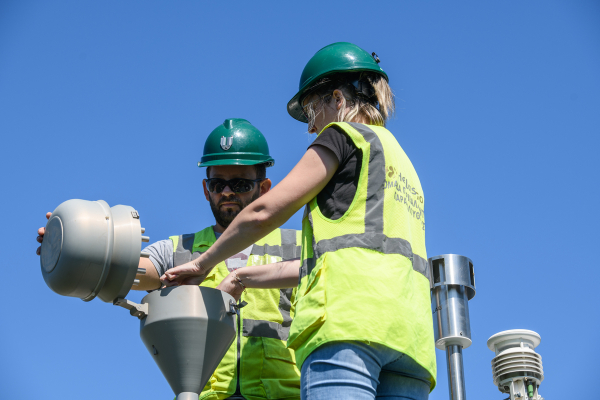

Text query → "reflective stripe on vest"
[298,122,431,284]
[173,233,203,266]
[244,229,299,340]
[172,228,300,341]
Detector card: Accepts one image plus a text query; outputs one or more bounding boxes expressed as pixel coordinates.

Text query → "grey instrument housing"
[40,199,144,302]
[137,286,237,399]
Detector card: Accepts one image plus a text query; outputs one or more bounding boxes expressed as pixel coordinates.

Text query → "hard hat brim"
[198,153,275,168]
[287,67,389,123]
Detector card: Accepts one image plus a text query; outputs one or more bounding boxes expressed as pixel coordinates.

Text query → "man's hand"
[216,272,245,302]
[160,260,210,287]
[36,212,52,255]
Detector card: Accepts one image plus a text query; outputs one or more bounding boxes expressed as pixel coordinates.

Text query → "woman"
[162,42,436,400]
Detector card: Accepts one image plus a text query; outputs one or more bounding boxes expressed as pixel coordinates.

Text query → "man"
[36,119,301,400]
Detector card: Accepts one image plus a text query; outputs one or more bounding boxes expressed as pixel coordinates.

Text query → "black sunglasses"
[205,178,263,194]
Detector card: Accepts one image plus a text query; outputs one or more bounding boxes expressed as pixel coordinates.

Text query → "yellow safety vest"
[170,227,302,400]
[287,122,437,390]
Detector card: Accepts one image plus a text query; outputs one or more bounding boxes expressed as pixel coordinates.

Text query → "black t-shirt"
[308,126,362,220]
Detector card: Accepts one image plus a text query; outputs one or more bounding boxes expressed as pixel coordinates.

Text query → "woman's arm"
[216,259,300,301]
[161,145,338,286]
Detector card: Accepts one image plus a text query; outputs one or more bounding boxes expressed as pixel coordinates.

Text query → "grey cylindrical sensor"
[430,254,476,349]
[40,199,144,302]
[429,254,476,400]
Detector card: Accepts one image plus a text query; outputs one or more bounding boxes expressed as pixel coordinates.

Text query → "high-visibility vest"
[287,122,437,390]
[170,227,302,400]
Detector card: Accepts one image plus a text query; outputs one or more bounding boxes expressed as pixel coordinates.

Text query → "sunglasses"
[205,178,263,194]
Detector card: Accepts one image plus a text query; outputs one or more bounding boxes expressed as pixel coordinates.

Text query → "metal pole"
[446,345,467,400]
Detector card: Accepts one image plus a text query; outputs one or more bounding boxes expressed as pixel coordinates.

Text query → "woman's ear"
[332,89,344,110]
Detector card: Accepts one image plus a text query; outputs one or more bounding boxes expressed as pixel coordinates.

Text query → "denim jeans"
[301,341,431,400]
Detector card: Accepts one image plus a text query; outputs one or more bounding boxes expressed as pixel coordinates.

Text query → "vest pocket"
[287,261,327,351]
[260,338,300,399]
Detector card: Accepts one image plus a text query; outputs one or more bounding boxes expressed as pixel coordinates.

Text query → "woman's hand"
[160,259,211,287]
[216,272,245,301]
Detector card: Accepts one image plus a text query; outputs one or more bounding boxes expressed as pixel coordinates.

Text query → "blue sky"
[1,1,599,399]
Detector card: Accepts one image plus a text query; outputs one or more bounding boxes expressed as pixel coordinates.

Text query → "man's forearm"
[132,257,161,291]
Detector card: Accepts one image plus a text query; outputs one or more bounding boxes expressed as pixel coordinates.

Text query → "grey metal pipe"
[446,345,467,400]
[176,393,199,400]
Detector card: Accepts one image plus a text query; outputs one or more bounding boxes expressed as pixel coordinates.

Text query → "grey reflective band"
[173,233,204,267]
[413,254,430,283]
[279,288,293,326]
[251,229,301,260]
[241,288,293,340]
[280,229,297,245]
[348,123,386,233]
[250,244,301,260]
[242,318,290,341]
[298,257,315,284]
[300,123,429,283]
[314,233,412,261]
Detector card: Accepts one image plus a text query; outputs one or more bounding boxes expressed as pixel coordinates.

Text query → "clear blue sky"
[1,1,598,399]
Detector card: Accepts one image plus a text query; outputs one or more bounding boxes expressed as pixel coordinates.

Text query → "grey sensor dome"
[40,199,147,302]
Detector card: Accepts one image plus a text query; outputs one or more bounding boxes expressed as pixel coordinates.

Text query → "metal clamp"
[113,298,148,319]
[227,299,248,316]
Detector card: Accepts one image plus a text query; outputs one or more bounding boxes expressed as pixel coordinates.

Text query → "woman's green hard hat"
[287,42,389,123]
[198,119,275,167]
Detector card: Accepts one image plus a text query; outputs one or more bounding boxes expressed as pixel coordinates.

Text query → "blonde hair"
[304,72,395,130]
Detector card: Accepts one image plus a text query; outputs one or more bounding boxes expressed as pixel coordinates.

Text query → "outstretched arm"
[161,145,338,287]
[217,259,301,301]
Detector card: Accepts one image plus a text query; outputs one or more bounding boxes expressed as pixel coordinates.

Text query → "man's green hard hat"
[287,42,389,123]
[198,118,275,168]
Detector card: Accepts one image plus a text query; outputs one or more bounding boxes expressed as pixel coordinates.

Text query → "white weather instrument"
[487,330,544,400]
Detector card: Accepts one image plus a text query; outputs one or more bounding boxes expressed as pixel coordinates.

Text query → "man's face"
[203,165,271,231]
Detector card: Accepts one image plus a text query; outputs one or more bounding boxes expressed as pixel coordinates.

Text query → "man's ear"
[259,178,272,196]
[202,179,211,201]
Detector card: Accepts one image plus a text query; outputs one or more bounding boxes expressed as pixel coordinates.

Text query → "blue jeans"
[301,341,431,400]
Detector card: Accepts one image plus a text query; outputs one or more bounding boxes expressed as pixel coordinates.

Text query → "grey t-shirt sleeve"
[141,239,174,276]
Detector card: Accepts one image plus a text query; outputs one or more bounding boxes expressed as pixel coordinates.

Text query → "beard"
[209,189,261,229]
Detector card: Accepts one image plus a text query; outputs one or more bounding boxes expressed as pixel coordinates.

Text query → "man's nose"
[221,184,235,195]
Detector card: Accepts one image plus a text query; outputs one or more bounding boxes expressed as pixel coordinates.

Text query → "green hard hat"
[198,118,275,168]
[287,42,389,123]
